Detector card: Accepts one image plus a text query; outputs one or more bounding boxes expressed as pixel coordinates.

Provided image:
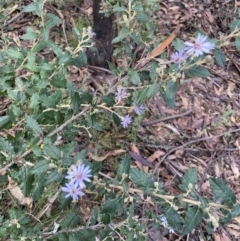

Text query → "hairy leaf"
[130,168,154,190]
[182,206,203,235]
[25,115,42,135]
[210,178,236,208]
[101,195,124,214]
[30,160,49,175]
[185,66,210,78]
[179,167,198,193]
[117,155,131,181]
[165,207,183,231]
[0,137,14,155]
[0,115,11,129]
[112,27,129,44]
[43,144,60,160]
[162,80,178,108]
[214,48,226,67]
[128,68,141,85]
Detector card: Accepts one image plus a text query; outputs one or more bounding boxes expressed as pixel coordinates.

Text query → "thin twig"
[152,128,240,176]
[42,223,106,237]
[97,182,230,211]
[141,109,192,126]
[6,12,23,25]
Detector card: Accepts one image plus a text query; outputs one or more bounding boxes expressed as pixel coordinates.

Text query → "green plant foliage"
[162,80,178,108]
[179,167,198,193]
[214,48,226,67]
[210,178,236,208]
[0,0,238,240]
[185,66,210,78]
[182,206,204,235]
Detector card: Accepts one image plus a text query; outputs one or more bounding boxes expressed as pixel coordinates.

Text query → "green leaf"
[30,160,49,174]
[210,178,236,208]
[45,13,62,29]
[101,195,124,214]
[179,167,198,193]
[235,37,240,51]
[45,170,63,185]
[132,5,143,12]
[112,113,121,127]
[112,6,127,12]
[133,83,159,106]
[5,48,23,59]
[108,62,120,76]
[147,82,160,98]
[230,19,240,32]
[71,92,81,114]
[0,137,14,155]
[27,50,36,66]
[46,40,64,56]
[213,49,226,67]
[25,115,42,135]
[22,3,36,13]
[182,206,203,235]
[0,115,11,129]
[172,38,185,51]
[31,145,42,157]
[101,93,115,107]
[164,207,183,231]
[135,13,148,22]
[66,51,87,67]
[162,80,178,108]
[185,66,210,78]
[22,173,34,196]
[20,27,38,41]
[112,27,129,44]
[29,93,39,112]
[40,91,62,108]
[150,62,158,81]
[43,144,60,159]
[117,155,131,182]
[32,173,44,200]
[231,204,240,218]
[130,168,154,190]
[128,68,141,85]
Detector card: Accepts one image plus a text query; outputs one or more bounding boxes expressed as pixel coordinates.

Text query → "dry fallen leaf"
[213,232,231,241]
[88,149,126,162]
[147,150,165,163]
[131,144,143,170]
[230,161,239,179]
[7,176,33,208]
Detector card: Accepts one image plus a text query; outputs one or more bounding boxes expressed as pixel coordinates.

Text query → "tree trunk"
[88,0,114,68]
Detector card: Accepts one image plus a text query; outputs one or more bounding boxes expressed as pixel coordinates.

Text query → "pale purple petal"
[61,182,85,200]
[121,114,132,128]
[184,33,215,57]
[132,102,145,115]
[115,88,128,102]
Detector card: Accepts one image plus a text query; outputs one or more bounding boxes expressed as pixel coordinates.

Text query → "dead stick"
[152,127,240,176]
[141,109,192,126]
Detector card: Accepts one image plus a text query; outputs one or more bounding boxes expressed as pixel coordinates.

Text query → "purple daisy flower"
[61,182,85,201]
[121,114,132,128]
[160,216,168,227]
[87,27,95,38]
[65,164,92,188]
[171,50,188,67]
[132,102,145,115]
[115,88,128,103]
[184,33,215,57]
